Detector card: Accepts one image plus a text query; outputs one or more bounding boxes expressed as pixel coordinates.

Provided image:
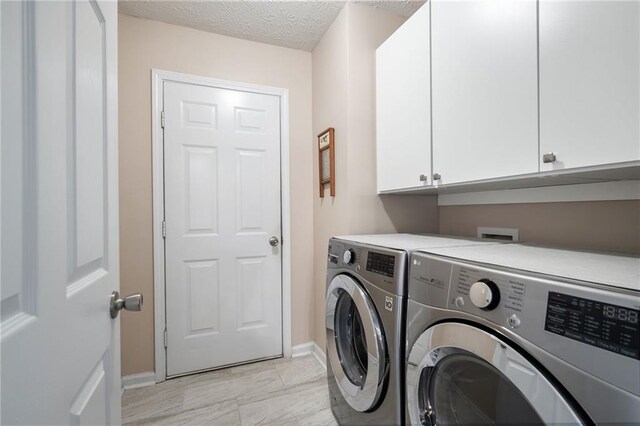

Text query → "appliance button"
[469,279,501,310]
[454,296,465,308]
[508,314,521,329]
[343,249,355,264]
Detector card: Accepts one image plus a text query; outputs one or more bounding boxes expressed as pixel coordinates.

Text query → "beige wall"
[118,14,314,376]
[312,6,351,350]
[311,4,439,349]
[440,200,640,254]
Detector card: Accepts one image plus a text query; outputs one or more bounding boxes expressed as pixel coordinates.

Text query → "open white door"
[1,0,121,424]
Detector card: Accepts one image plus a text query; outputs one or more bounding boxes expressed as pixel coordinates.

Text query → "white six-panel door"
[163,81,283,376]
[1,0,121,424]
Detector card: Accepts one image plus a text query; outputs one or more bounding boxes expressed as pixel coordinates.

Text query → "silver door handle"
[110,291,143,318]
[269,236,280,247]
[543,152,557,163]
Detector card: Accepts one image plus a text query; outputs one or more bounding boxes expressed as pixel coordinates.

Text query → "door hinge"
[161,110,165,128]
[162,221,166,238]
[164,329,168,348]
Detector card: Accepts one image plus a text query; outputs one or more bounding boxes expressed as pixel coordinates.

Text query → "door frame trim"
[150,69,292,383]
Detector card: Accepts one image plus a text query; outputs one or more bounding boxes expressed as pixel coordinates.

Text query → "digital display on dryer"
[545,292,640,360]
[366,252,395,278]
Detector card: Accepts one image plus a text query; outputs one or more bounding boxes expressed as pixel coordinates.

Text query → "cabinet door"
[431,0,538,185]
[376,3,430,192]
[540,1,640,171]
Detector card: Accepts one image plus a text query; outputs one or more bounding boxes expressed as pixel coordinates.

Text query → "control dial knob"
[343,249,355,265]
[469,279,500,310]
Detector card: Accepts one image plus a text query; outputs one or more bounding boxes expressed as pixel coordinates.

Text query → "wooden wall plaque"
[318,127,335,197]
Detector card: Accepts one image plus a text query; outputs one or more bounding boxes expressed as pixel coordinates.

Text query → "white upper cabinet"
[375,0,639,193]
[539,1,640,171]
[431,0,539,185]
[376,3,431,192]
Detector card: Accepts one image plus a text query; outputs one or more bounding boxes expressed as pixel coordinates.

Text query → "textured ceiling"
[353,0,426,18]
[118,1,426,51]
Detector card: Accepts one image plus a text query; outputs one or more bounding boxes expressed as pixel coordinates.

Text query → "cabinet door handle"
[419,174,429,182]
[543,152,557,163]
[432,173,442,181]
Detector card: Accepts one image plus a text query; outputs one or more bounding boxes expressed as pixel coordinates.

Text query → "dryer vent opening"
[477,227,519,242]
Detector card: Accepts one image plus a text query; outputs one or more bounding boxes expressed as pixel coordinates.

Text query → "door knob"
[269,236,280,247]
[110,291,143,318]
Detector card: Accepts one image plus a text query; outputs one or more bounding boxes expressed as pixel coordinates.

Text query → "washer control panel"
[469,279,501,310]
[507,314,521,329]
[410,255,528,330]
[409,251,640,396]
[450,264,527,328]
[545,292,639,360]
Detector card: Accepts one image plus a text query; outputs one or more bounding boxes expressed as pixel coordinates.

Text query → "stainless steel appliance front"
[325,238,406,425]
[406,251,640,425]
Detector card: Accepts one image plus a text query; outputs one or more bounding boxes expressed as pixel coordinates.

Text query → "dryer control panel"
[366,252,395,277]
[327,238,407,297]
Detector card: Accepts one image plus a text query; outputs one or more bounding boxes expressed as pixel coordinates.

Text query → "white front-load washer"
[325,234,505,425]
[406,244,640,425]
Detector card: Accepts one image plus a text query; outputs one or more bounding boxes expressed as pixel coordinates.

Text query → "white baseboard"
[122,371,156,390]
[291,341,326,370]
[311,342,326,370]
[291,342,315,358]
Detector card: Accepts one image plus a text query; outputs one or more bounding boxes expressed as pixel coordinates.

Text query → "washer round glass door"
[326,274,387,412]
[407,322,586,426]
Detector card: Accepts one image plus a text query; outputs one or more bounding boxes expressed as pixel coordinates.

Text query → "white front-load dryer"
[406,244,640,425]
[325,234,505,425]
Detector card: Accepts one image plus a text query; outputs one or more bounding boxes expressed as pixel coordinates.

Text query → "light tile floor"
[122,355,338,426]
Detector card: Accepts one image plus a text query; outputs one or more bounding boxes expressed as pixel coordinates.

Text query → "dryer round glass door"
[406,322,586,426]
[326,274,387,412]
